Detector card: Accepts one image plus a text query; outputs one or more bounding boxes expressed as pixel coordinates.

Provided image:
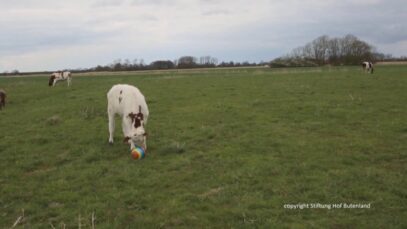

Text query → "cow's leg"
[143,136,147,150]
[53,79,57,87]
[0,97,4,109]
[67,76,72,87]
[121,118,136,149]
[129,141,135,150]
[108,108,115,144]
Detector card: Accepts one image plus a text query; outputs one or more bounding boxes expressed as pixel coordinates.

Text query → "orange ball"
[131,146,145,160]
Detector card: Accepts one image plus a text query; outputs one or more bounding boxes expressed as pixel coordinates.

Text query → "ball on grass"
[131,146,145,160]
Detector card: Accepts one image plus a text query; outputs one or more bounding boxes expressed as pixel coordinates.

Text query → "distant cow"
[49,71,72,87]
[107,84,149,150]
[362,62,374,74]
[0,89,6,110]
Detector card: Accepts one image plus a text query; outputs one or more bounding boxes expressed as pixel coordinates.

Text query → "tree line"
[270,34,402,67]
[0,56,266,76]
[89,56,266,72]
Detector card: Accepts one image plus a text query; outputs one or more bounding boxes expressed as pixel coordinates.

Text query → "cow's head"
[48,74,56,86]
[124,105,147,147]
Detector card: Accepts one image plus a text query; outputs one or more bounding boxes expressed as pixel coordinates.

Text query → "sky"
[0,0,406,72]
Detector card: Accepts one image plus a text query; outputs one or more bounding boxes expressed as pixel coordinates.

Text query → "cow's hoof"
[109,141,114,145]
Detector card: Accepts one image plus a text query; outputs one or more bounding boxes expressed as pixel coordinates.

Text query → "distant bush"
[270,57,319,68]
[150,60,175,69]
[270,34,389,67]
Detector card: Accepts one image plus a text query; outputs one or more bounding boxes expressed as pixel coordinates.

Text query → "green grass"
[0,66,406,228]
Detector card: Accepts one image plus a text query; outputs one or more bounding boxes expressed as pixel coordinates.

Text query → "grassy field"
[0,66,406,228]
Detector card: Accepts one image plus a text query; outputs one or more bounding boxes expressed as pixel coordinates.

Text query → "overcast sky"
[0,0,406,72]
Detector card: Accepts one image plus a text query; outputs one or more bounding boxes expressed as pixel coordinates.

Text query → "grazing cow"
[49,71,72,87]
[107,84,149,150]
[0,89,6,110]
[362,61,374,74]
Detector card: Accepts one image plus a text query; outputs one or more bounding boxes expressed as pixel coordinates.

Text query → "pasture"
[0,66,406,228]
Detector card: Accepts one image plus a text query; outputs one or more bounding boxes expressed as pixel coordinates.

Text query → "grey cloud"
[140,14,159,21]
[0,0,49,8]
[131,0,168,6]
[202,10,231,16]
[0,25,112,55]
[312,1,407,44]
[92,0,126,8]
[1,0,406,72]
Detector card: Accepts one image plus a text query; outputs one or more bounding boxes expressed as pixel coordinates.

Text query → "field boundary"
[376,61,407,65]
[0,66,269,78]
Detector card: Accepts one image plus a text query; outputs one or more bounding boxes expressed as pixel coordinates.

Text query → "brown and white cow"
[0,89,6,110]
[49,71,72,87]
[362,61,374,74]
[107,84,149,150]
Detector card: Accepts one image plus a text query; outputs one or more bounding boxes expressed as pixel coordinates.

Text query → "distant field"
[0,65,406,228]
[376,61,407,65]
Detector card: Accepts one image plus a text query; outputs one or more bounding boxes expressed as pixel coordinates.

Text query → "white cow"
[107,84,149,150]
[362,61,374,74]
[49,71,72,87]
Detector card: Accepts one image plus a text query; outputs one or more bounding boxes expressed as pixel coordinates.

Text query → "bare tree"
[150,60,175,69]
[178,56,197,68]
[328,38,340,65]
[271,34,376,67]
[311,35,330,65]
[198,56,218,67]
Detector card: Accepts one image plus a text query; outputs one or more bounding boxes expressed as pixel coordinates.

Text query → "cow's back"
[107,84,149,120]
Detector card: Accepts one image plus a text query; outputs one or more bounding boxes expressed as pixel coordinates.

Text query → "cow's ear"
[128,112,135,119]
[123,136,131,144]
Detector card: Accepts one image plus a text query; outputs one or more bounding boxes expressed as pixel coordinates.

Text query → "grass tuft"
[46,115,61,125]
[79,106,102,120]
[160,141,186,154]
